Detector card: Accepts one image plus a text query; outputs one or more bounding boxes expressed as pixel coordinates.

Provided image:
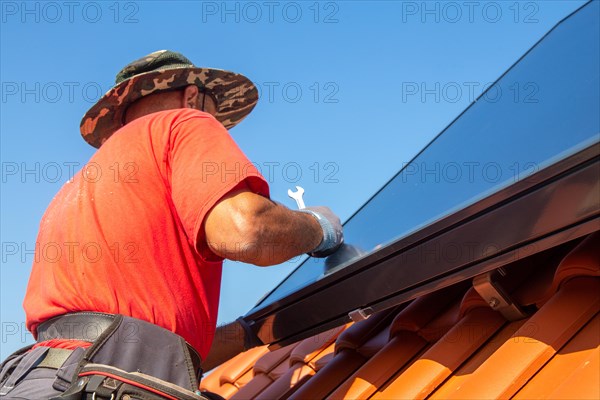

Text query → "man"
[0,50,343,399]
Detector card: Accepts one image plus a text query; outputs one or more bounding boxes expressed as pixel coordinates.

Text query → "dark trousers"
[2,366,63,399]
[0,345,83,399]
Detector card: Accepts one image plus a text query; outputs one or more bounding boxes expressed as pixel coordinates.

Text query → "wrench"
[287,186,306,209]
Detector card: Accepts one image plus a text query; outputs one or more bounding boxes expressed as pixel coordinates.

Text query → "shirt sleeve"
[168,111,270,261]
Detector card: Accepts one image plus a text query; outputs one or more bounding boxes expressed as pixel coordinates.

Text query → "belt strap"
[36,312,202,382]
[38,348,73,369]
[37,312,115,342]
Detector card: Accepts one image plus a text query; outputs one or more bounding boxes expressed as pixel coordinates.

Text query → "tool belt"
[56,364,211,400]
[33,312,219,400]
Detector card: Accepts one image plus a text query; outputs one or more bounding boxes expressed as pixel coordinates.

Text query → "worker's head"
[123,85,218,124]
[80,50,258,148]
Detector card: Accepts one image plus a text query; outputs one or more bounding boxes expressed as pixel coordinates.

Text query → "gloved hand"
[299,206,344,257]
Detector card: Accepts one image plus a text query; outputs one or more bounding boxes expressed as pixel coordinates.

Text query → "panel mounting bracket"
[473,268,528,321]
[348,307,374,322]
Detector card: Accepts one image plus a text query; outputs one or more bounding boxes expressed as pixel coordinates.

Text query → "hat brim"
[80,67,258,148]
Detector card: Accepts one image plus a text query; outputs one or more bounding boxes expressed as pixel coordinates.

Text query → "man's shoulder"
[151,109,225,140]
[158,108,219,126]
[99,108,225,156]
[121,108,219,132]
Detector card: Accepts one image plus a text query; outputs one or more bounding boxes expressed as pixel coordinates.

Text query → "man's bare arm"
[201,188,343,369]
[204,189,326,266]
[201,320,247,372]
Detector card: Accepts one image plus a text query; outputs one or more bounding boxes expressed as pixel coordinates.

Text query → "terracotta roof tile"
[328,331,427,400]
[203,233,599,399]
[219,347,269,388]
[539,232,600,305]
[253,363,314,400]
[200,345,268,395]
[252,342,297,376]
[388,284,466,337]
[228,373,272,400]
[547,351,599,400]
[433,277,599,399]
[372,307,506,399]
[289,325,347,366]
[334,305,400,352]
[288,345,366,399]
[354,326,390,359]
[513,314,600,399]
[429,319,527,400]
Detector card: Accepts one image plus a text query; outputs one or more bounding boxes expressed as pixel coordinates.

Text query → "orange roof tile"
[202,233,599,400]
[514,314,600,400]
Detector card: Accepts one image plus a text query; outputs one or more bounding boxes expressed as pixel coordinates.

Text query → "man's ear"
[182,85,200,109]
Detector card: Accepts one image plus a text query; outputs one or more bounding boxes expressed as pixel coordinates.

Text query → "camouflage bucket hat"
[80,50,259,148]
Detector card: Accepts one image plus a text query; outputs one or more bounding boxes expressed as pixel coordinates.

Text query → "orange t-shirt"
[23,108,269,359]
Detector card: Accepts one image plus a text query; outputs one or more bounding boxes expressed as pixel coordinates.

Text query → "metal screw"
[77,379,86,387]
[122,395,131,400]
[489,297,500,308]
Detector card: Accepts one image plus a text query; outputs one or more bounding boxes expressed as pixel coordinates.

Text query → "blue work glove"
[299,206,344,257]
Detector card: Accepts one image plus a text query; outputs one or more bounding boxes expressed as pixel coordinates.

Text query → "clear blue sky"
[0,0,587,358]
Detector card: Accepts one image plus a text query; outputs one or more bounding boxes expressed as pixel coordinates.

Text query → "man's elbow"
[207,214,276,265]
[231,222,285,266]
[204,192,286,265]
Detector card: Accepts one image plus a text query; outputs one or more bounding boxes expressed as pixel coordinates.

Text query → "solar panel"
[246,0,600,346]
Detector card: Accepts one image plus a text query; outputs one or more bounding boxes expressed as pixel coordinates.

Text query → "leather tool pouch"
[50,314,221,400]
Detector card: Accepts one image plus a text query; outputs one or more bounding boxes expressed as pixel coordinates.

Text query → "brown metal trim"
[247,153,599,346]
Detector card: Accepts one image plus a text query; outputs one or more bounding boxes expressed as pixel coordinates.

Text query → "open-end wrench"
[287,186,306,209]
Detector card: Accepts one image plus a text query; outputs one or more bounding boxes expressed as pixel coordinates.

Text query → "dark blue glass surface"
[256,1,600,308]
